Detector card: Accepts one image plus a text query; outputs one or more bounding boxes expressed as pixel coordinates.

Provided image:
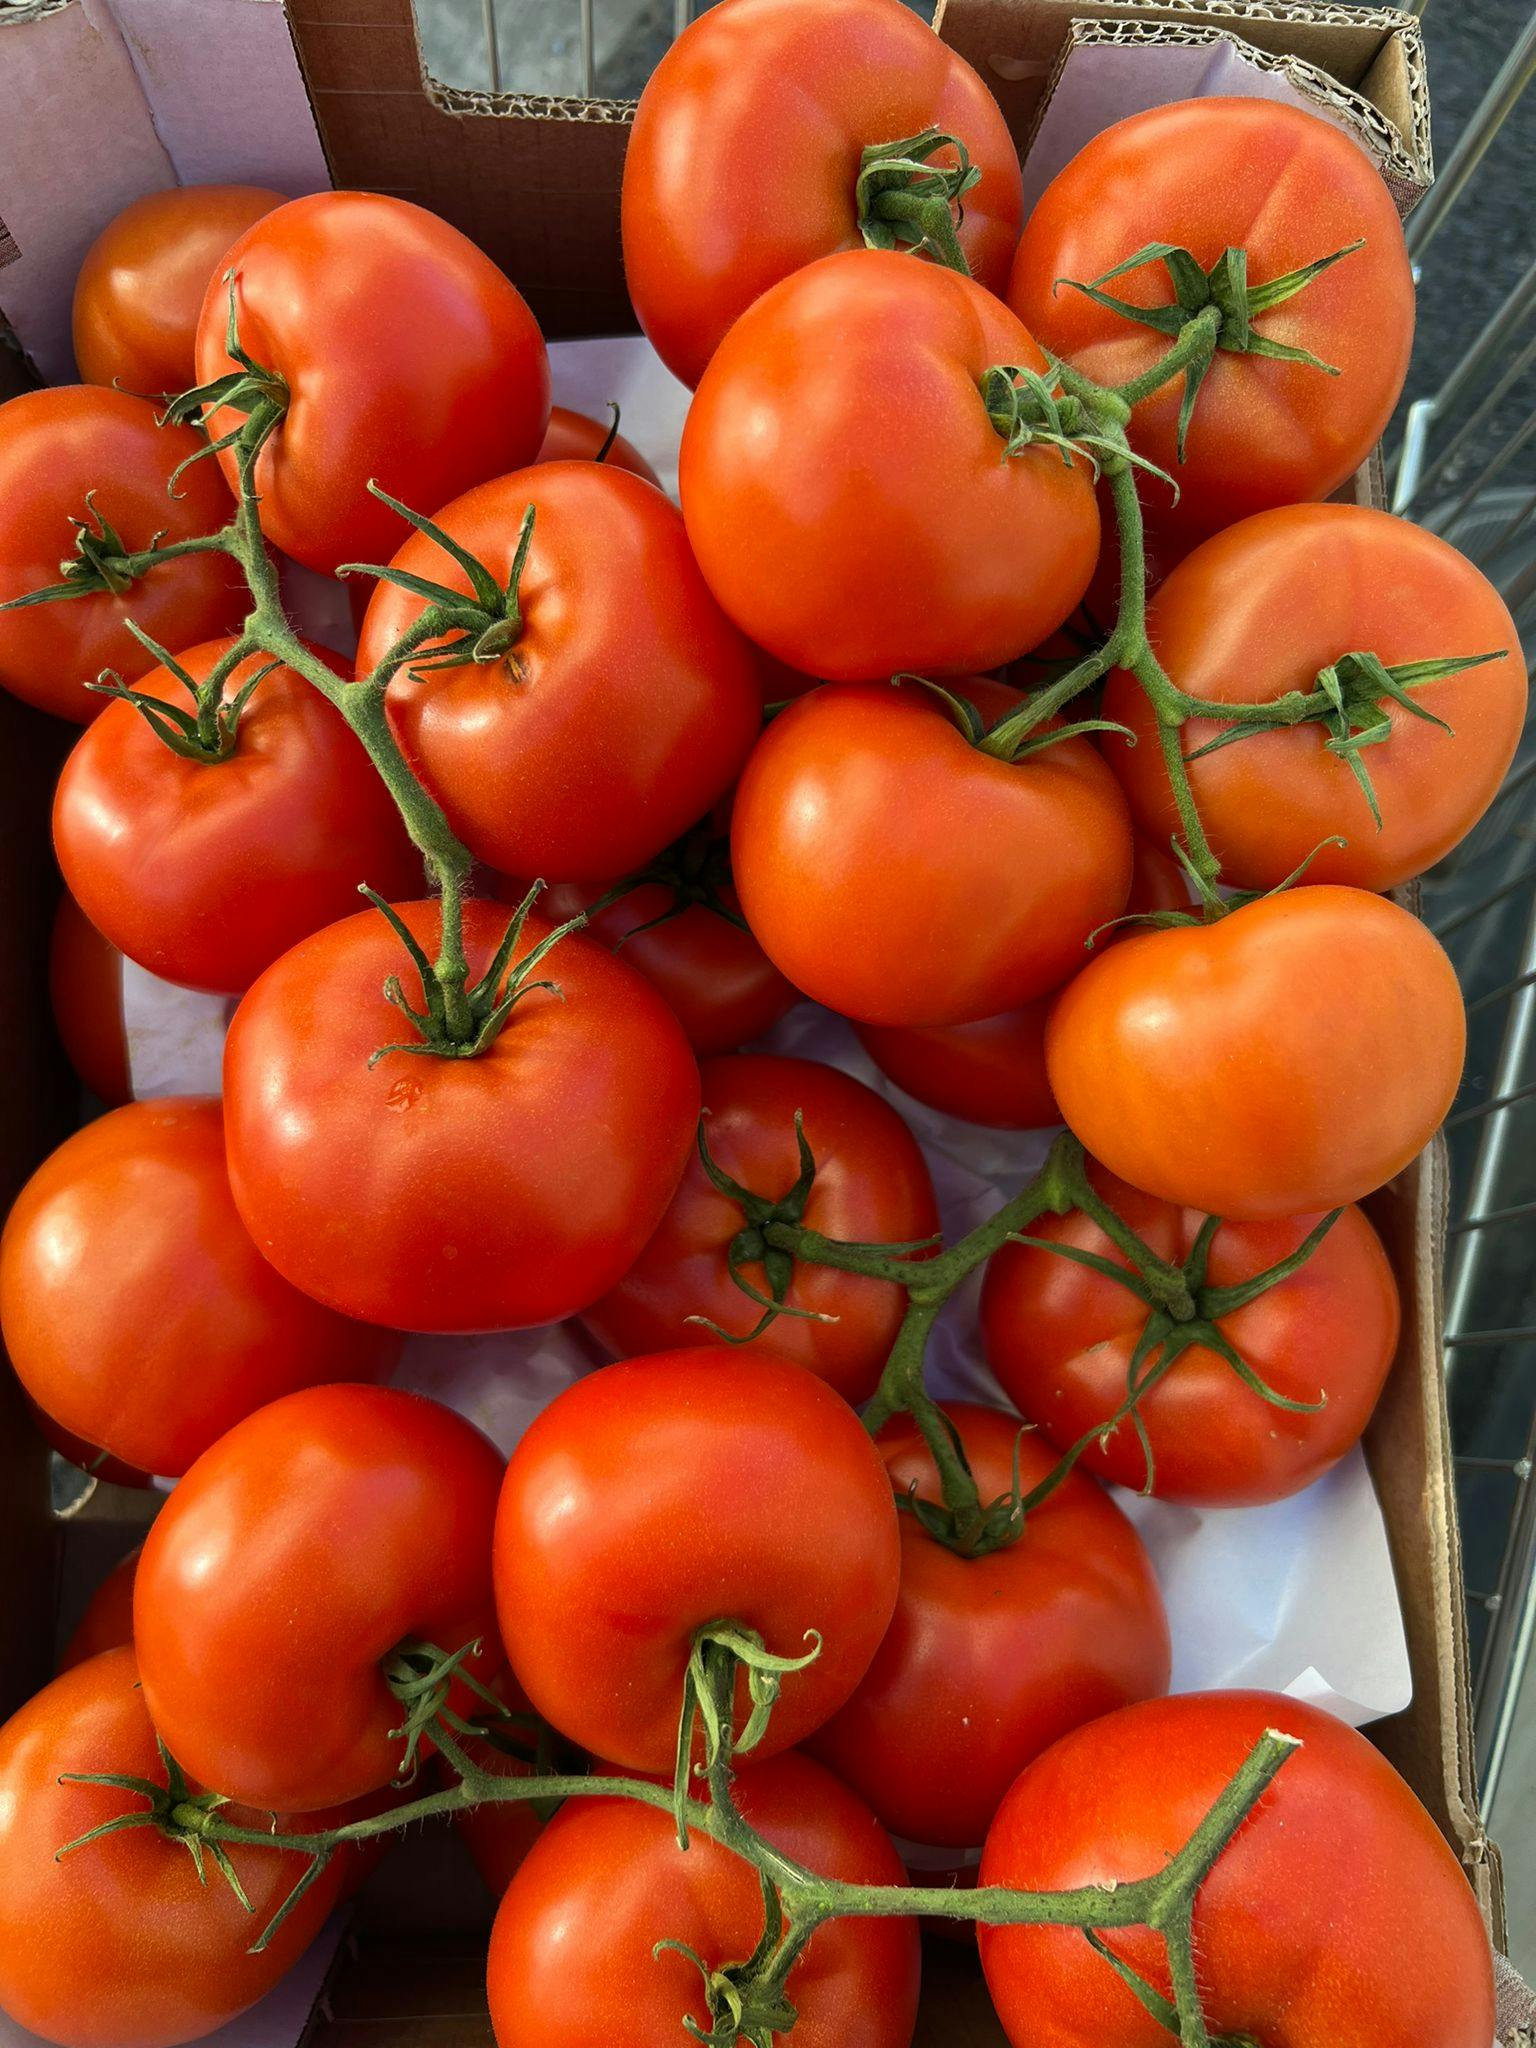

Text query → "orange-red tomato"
[49,892,131,1107]
[1102,504,1528,890]
[58,1548,140,1672]
[72,184,284,394]
[536,405,660,485]
[1046,888,1465,1218]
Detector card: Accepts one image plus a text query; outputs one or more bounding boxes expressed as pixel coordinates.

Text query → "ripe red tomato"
[488,1751,921,2048]
[981,1163,1401,1505]
[0,1647,356,2048]
[1102,504,1528,891]
[222,897,700,1332]
[58,1549,140,1673]
[135,1384,505,1811]
[54,637,420,996]
[1046,887,1465,1218]
[355,463,762,880]
[622,0,1023,390]
[73,184,284,394]
[810,1405,1169,1848]
[0,1097,398,1477]
[582,1055,939,1403]
[680,251,1099,679]
[978,1691,1495,2048]
[1008,98,1414,549]
[495,1348,901,1771]
[49,892,131,1106]
[732,677,1133,1025]
[537,405,661,485]
[0,387,242,723]
[195,193,549,574]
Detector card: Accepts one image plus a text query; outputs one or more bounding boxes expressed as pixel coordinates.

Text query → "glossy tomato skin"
[511,876,799,1057]
[58,1548,140,1672]
[54,637,421,995]
[0,1648,354,2048]
[0,1098,398,1478]
[1046,887,1465,1219]
[582,1055,940,1402]
[489,1751,920,2048]
[1008,99,1414,550]
[981,1163,1400,1505]
[1102,504,1528,890]
[810,1406,1170,1848]
[357,464,761,879]
[979,1691,1495,2048]
[73,184,284,393]
[732,677,1133,1025]
[0,388,242,723]
[49,891,131,1106]
[680,251,1099,679]
[196,193,549,573]
[135,1384,505,1811]
[537,405,661,485]
[222,897,700,1332]
[622,0,1022,390]
[495,1349,902,1771]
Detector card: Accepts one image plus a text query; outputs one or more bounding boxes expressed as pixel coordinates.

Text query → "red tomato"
[195,193,549,574]
[732,677,1133,1025]
[1047,888,1465,1218]
[981,1162,1400,1505]
[979,1691,1495,2048]
[135,1384,505,1811]
[680,250,1099,679]
[581,1055,939,1403]
[1008,99,1414,549]
[1102,504,1528,891]
[488,1751,920,2048]
[810,1405,1169,1848]
[222,897,700,1332]
[0,1648,356,2048]
[0,387,242,723]
[72,184,284,394]
[622,0,1022,389]
[494,1348,902,1771]
[537,405,660,485]
[0,1097,398,1477]
[58,1549,141,1673]
[355,463,761,880]
[54,637,421,996]
[49,891,131,1106]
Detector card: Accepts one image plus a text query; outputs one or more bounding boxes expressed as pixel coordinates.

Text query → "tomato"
[1102,504,1528,891]
[58,1549,140,1672]
[0,387,243,723]
[680,250,1099,679]
[195,192,549,574]
[622,0,1022,390]
[1046,887,1464,1219]
[732,677,1132,1025]
[0,1647,356,2048]
[54,637,421,996]
[222,897,699,1332]
[135,1384,504,1811]
[978,1691,1495,2048]
[355,463,762,880]
[50,892,131,1106]
[0,1097,397,1476]
[1007,98,1414,549]
[852,837,1184,1127]
[810,1405,1169,1848]
[582,1055,939,1403]
[537,405,660,485]
[494,1348,901,1770]
[981,1163,1400,1505]
[488,1751,920,2048]
[72,184,284,395]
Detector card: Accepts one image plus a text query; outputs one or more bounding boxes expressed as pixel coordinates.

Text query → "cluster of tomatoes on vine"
[0,0,1519,2045]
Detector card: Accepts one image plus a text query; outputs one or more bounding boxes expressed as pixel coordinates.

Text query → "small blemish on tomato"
[385,1076,423,1112]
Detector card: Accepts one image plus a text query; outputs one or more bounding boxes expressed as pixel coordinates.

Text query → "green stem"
[1108,303,1223,408]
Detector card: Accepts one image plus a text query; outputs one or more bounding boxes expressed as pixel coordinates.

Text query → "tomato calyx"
[854,128,981,275]
[164,273,290,492]
[657,1873,805,2048]
[57,1736,254,1908]
[592,819,754,943]
[672,1624,824,1850]
[897,1411,1036,1560]
[87,628,280,763]
[383,1634,509,1784]
[341,487,538,678]
[894,670,1136,766]
[0,490,232,616]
